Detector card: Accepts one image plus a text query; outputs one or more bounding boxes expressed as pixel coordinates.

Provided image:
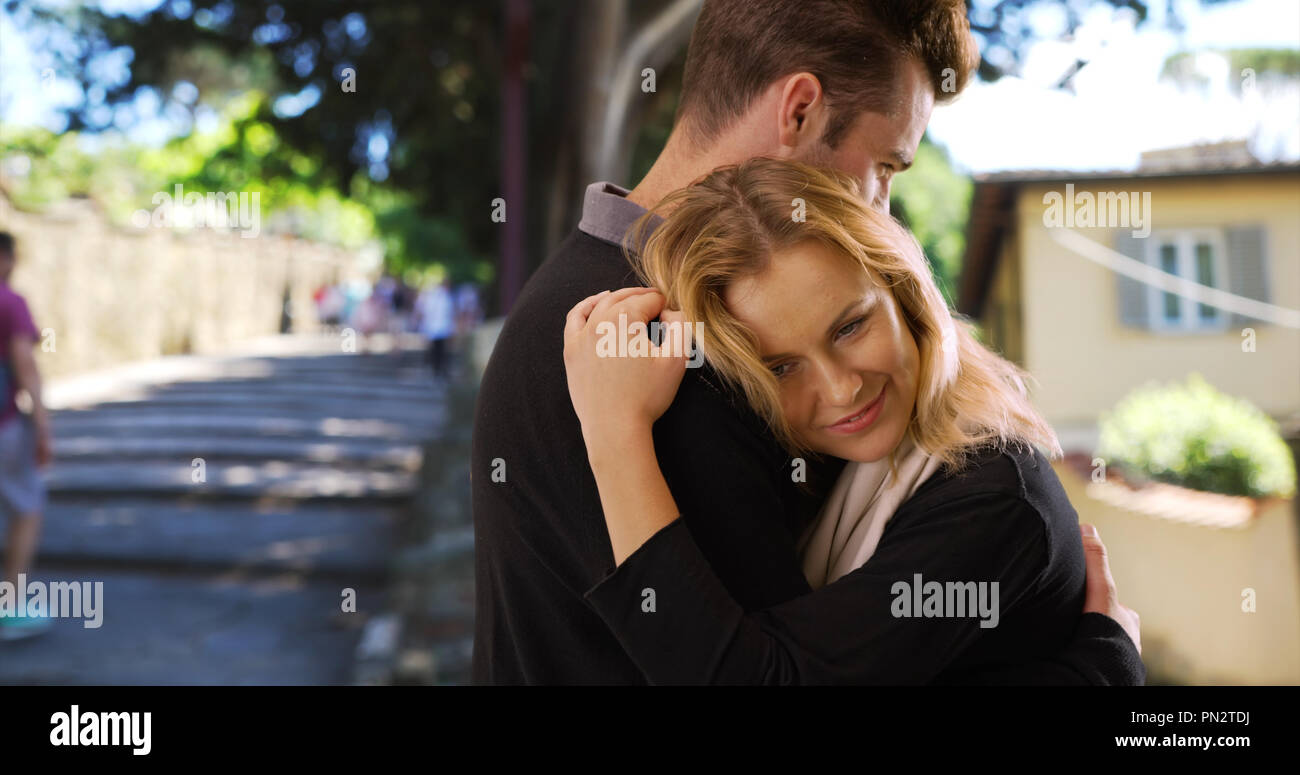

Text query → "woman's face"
[723,240,920,462]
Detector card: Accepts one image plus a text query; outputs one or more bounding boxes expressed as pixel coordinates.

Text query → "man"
[472,0,1142,684]
[0,231,52,641]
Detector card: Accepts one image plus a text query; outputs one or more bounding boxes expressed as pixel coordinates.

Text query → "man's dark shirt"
[470,182,1144,685]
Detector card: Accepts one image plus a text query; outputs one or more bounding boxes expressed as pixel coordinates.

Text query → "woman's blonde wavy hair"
[623,156,1062,474]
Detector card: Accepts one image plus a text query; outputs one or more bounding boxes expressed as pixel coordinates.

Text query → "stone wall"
[0,193,359,379]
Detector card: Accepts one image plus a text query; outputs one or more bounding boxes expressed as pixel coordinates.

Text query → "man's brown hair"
[674,0,980,150]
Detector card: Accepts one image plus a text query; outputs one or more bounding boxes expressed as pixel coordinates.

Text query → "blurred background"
[0,0,1295,684]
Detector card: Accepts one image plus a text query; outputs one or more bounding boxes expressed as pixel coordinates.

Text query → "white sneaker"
[0,612,53,641]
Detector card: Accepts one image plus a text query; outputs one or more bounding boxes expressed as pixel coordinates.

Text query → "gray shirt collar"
[577,181,664,249]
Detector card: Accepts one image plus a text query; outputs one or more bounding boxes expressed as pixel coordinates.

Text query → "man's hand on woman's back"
[1080,523,1142,654]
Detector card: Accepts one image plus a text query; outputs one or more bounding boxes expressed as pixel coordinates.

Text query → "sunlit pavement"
[0,334,444,685]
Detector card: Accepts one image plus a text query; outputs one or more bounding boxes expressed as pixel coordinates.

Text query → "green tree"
[17,0,1212,312]
[890,138,971,305]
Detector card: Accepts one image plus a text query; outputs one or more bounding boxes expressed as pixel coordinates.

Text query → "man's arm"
[10,333,51,467]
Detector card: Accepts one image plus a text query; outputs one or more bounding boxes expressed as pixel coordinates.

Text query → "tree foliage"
[1098,374,1297,498]
[12,0,1231,308]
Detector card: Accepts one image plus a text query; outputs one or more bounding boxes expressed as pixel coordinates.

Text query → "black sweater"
[471,226,1145,685]
[583,442,1127,684]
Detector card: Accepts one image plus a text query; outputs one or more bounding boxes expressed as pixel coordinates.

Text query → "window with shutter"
[1141,228,1236,333]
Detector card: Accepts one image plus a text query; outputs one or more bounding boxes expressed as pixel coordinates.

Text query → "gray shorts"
[0,415,46,519]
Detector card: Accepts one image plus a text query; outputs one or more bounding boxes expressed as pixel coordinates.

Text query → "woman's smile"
[724,239,920,463]
[823,383,887,434]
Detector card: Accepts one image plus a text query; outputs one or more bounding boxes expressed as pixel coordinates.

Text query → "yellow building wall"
[1013,175,1300,427]
[1056,463,1300,684]
[979,231,1024,365]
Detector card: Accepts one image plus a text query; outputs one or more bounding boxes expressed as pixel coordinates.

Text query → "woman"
[563,157,1124,684]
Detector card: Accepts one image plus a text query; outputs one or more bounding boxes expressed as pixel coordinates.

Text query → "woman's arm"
[565,289,1036,682]
[585,485,1053,684]
[948,613,1144,685]
[580,436,1142,684]
[563,290,1143,685]
[563,287,690,565]
[586,423,681,566]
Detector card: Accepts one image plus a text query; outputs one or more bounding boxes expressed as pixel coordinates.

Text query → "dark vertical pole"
[499,0,530,316]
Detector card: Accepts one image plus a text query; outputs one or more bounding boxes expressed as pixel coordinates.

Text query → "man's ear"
[775,72,826,152]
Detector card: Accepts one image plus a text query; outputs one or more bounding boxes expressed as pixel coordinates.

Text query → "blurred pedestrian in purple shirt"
[0,231,51,640]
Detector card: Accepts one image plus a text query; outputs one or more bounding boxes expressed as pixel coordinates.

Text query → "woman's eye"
[770,362,794,379]
[836,317,865,340]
